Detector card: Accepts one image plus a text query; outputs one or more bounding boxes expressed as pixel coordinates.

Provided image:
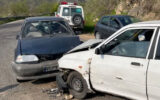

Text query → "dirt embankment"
[116,0,160,20]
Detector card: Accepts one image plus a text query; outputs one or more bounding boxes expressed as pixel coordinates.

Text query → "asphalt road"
[0,20,127,100]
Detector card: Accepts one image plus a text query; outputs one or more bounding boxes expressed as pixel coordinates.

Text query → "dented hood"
[20,36,81,55]
[68,39,103,53]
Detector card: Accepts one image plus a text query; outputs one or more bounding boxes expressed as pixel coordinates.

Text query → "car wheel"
[72,14,83,26]
[67,71,88,99]
[95,32,101,39]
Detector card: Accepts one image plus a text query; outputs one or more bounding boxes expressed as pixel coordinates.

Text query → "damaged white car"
[57,21,160,100]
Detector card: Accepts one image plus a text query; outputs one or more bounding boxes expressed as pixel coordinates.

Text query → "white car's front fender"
[58,50,94,91]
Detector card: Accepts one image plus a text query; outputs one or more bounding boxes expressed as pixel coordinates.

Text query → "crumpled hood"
[68,39,103,54]
[20,36,81,55]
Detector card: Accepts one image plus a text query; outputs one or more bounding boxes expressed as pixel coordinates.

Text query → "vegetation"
[0,0,59,17]
[82,0,119,33]
[1,0,160,33]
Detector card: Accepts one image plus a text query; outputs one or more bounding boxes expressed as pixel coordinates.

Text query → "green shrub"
[34,1,58,15]
[9,0,29,16]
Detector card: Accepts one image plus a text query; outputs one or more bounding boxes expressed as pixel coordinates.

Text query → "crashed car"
[12,16,82,82]
[57,20,160,100]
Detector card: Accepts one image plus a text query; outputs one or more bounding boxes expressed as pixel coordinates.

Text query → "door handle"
[131,62,141,66]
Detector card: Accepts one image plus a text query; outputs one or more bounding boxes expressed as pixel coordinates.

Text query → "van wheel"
[95,32,101,39]
[67,71,88,99]
[72,14,83,26]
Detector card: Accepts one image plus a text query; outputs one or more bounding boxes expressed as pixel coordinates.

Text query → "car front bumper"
[12,60,59,80]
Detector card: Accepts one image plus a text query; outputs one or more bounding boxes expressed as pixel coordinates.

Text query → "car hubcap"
[72,78,83,92]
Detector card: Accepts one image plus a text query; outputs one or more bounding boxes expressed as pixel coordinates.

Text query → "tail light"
[61,1,68,5]
[74,2,77,5]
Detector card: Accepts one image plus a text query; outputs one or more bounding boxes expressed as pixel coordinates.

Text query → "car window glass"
[155,35,160,59]
[62,7,70,16]
[102,29,154,58]
[71,8,82,16]
[118,16,141,26]
[22,21,71,38]
[101,17,110,26]
[110,18,120,29]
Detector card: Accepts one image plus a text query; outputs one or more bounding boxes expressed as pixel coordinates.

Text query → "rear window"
[22,21,72,38]
[62,7,70,16]
[62,7,82,16]
[71,8,82,16]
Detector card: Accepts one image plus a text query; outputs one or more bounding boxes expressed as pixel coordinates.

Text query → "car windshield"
[118,16,141,26]
[22,21,72,38]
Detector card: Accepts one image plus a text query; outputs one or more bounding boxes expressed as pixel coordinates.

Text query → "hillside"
[84,0,160,21]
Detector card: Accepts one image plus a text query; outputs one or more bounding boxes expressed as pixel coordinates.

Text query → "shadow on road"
[0,84,19,93]
[31,77,56,85]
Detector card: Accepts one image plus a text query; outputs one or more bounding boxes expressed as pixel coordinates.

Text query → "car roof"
[104,15,132,18]
[60,4,82,8]
[25,16,65,22]
[127,20,160,27]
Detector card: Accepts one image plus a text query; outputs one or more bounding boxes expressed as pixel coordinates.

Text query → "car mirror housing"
[95,46,105,55]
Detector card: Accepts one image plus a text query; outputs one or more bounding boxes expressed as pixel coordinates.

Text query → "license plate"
[43,66,56,72]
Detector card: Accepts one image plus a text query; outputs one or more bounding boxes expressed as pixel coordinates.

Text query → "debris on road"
[42,87,74,100]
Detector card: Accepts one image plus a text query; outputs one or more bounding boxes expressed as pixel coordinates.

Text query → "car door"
[147,29,160,100]
[90,27,157,100]
[98,17,111,38]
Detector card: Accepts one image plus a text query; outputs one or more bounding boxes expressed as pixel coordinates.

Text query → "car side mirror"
[95,45,105,54]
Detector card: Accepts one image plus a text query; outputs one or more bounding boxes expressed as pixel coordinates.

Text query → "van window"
[71,8,82,16]
[102,29,154,58]
[62,7,70,16]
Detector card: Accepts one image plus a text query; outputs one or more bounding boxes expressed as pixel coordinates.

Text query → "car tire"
[67,71,88,99]
[95,32,101,39]
[72,14,83,26]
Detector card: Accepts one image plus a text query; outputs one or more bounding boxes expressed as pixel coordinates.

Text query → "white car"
[55,2,84,31]
[57,20,160,100]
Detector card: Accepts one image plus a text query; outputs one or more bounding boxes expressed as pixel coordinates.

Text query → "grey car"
[94,15,140,39]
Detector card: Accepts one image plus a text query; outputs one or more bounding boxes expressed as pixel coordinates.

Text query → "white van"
[55,2,84,31]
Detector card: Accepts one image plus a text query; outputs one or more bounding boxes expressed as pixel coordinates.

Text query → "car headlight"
[16,55,39,63]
